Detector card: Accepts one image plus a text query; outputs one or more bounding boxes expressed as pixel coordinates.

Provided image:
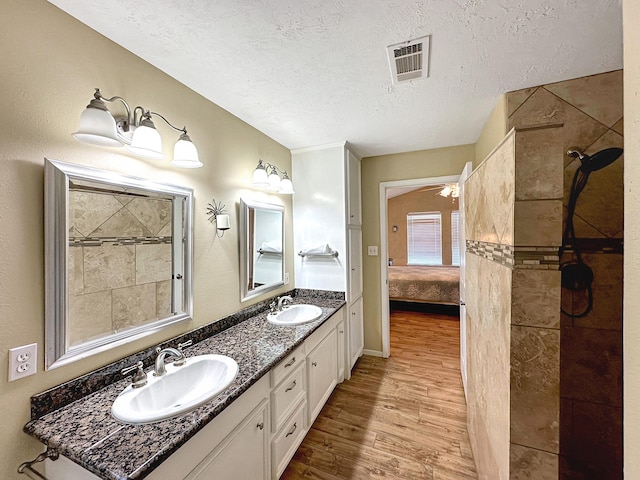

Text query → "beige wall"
[388,188,459,266]
[361,145,474,351]
[474,94,508,165]
[624,0,640,477]
[0,1,293,478]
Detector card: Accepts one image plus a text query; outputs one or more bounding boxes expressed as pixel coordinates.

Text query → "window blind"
[407,212,442,265]
[451,210,460,266]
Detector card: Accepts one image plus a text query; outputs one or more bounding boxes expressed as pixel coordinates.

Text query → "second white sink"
[267,304,323,326]
[112,354,238,425]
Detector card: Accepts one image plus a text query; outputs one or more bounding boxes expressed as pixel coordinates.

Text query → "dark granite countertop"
[24,290,345,480]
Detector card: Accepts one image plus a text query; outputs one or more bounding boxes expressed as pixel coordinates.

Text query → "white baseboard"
[363,349,383,357]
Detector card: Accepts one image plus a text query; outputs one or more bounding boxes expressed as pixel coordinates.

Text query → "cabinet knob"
[339,330,344,334]
[312,361,318,367]
[256,422,264,430]
[286,422,298,438]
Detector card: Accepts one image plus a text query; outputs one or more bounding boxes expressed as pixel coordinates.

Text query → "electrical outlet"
[8,343,37,381]
[284,272,290,284]
[368,246,379,256]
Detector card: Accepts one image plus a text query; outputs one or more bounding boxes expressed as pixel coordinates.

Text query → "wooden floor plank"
[281,309,478,479]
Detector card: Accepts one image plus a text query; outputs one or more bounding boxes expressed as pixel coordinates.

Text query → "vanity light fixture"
[73,88,203,168]
[251,159,294,194]
[206,199,230,237]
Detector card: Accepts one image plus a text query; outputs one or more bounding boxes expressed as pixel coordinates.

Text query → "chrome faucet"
[277,295,293,311]
[154,347,185,376]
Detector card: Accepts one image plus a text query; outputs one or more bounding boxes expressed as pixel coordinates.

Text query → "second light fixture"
[252,159,294,194]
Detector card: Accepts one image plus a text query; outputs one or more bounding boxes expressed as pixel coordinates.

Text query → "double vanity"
[25,291,347,479]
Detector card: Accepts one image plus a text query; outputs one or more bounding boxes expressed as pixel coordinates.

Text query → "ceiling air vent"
[387,36,430,84]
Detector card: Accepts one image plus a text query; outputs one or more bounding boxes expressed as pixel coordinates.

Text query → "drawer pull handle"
[312,361,318,367]
[257,422,264,430]
[284,357,296,368]
[339,330,344,334]
[285,380,297,392]
[286,422,297,437]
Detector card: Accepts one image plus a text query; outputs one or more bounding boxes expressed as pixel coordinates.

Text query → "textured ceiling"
[48,0,623,158]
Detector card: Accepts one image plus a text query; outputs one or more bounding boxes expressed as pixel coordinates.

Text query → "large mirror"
[239,198,284,301]
[45,159,193,369]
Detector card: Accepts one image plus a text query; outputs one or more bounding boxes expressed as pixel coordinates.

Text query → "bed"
[388,265,460,306]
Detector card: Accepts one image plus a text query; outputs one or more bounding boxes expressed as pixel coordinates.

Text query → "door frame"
[379,174,460,358]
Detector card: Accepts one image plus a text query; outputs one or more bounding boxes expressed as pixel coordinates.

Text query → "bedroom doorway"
[379,164,472,360]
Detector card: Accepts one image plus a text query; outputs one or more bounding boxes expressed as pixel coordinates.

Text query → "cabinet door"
[186,401,269,480]
[348,297,364,371]
[336,317,345,383]
[348,228,363,302]
[347,149,361,226]
[307,328,338,425]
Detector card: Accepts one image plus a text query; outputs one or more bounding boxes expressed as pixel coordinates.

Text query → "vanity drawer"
[271,363,306,432]
[270,344,305,387]
[272,401,307,479]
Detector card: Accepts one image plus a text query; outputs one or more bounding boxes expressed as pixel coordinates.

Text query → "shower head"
[566,147,623,174]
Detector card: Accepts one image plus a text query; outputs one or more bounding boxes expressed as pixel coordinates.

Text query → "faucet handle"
[269,301,277,313]
[122,361,147,388]
[174,340,192,366]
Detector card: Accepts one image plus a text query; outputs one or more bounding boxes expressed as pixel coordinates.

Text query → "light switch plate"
[367,246,379,256]
[8,343,37,381]
[284,272,290,284]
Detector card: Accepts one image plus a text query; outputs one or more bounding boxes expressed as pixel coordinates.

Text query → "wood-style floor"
[281,309,478,479]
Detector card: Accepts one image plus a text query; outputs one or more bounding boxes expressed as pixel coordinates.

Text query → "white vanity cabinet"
[148,375,271,480]
[39,309,347,480]
[307,328,338,425]
[292,142,364,379]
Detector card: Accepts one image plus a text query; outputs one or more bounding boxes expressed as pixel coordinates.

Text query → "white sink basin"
[267,304,323,326]
[111,354,238,424]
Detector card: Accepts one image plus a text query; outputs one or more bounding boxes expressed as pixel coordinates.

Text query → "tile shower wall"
[507,70,623,479]
[67,191,173,346]
[464,130,515,480]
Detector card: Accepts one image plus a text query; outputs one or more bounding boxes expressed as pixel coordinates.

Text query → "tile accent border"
[467,240,561,269]
[70,236,173,247]
[467,240,514,267]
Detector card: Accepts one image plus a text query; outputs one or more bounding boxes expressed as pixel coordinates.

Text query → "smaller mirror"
[239,198,285,301]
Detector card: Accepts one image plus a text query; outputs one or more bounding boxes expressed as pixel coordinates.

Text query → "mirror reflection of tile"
[67,190,172,347]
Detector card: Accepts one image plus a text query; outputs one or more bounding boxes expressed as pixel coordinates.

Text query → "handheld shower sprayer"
[560,147,623,318]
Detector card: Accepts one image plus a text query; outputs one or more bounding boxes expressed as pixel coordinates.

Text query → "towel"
[259,242,282,253]
[300,244,332,255]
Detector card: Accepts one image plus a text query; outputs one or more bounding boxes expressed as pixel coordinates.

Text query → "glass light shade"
[252,164,269,186]
[267,171,282,191]
[127,123,165,160]
[279,176,295,194]
[171,134,202,168]
[72,106,122,147]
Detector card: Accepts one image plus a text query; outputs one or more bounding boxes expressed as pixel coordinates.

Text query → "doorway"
[378,174,459,358]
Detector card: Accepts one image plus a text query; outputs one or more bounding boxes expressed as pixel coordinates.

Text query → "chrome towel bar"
[18,447,58,479]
